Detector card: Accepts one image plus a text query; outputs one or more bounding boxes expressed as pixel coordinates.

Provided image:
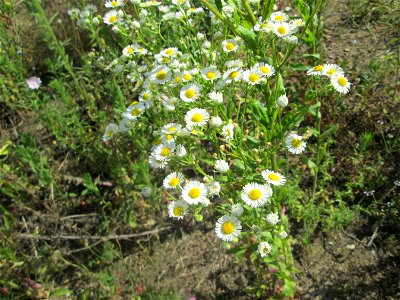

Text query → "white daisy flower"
[265,212,279,225]
[103,10,123,25]
[215,215,242,242]
[323,64,343,77]
[176,144,187,157]
[201,67,221,81]
[254,62,275,77]
[230,204,244,217]
[163,172,185,189]
[214,159,229,173]
[285,133,306,154]
[279,231,288,239]
[262,170,286,186]
[119,117,134,133]
[242,68,265,85]
[222,39,239,52]
[307,65,324,76]
[209,91,223,104]
[258,241,272,257]
[102,123,119,141]
[273,22,292,37]
[225,59,243,68]
[153,143,176,160]
[149,155,168,169]
[135,45,148,55]
[105,0,124,8]
[221,123,234,141]
[331,74,351,94]
[254,18,274,33]
[206,180,221,196]
[270,11,288,22]
[181,180,208,204]
[124,103,146,120]
[182,70,194,82]
[151,65,171,84]
[160,47,178,57]
[210,116,223,127]
[180,83,202,102]
[277,94,288,107]
[185,108,210,128]
[168,200,189,219]
[222,68,243,83]
[241,183,272,208]
[161,123,182,135]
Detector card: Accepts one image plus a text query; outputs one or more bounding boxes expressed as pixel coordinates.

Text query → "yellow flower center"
[142,93,149,100]
[275,15,284,21]
[225,42,235,51]
[138,48,145,53]
[127,47,134,54]
[106,131,113,138]
[185,89,195,98]
[268,173,280,181]
[151,1,157,4]
[337,77,347,87]
[173,206,184,216]
[131,108,141,116]
[168,127,176,132]
[248,189,262,201]
[153,138,162,145]
[222,222,235,234]
[174,76,181,83]
[260,66,270,74]
[111,1,118,6]
[109,15,117,23]
[160,147,170,156]
[188,187,201,198]
[314,65,323,71]
[206,71,216,79]
[277,26,287,35]
[249,74,259,83]
[327,69,335,76]
[229,71,239,79]
[130,100,139,106]
[291,138,302,148]
[156,70,167,80]
[166,134,173,141]
[183,74,192,81]
[135,81,141,87]
[169,177,180,187]
[191,113,203,123]
[162,57,170,63]
[165,49,174,55]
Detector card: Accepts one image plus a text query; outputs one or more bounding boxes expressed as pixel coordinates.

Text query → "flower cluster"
[72,0,349,261]
[307,63,351,94]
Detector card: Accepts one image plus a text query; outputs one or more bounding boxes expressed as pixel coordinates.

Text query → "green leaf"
[52,288,73,297]
[276,73,286,95]
[237,25,257,50]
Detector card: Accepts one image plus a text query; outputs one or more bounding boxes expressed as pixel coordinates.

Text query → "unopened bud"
[220,145,225,151]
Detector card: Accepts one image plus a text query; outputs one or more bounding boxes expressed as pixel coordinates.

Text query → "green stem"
[241,0,257,26]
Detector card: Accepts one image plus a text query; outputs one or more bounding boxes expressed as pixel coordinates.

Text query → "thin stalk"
[312,98,322,201]
[241,0,257,26]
